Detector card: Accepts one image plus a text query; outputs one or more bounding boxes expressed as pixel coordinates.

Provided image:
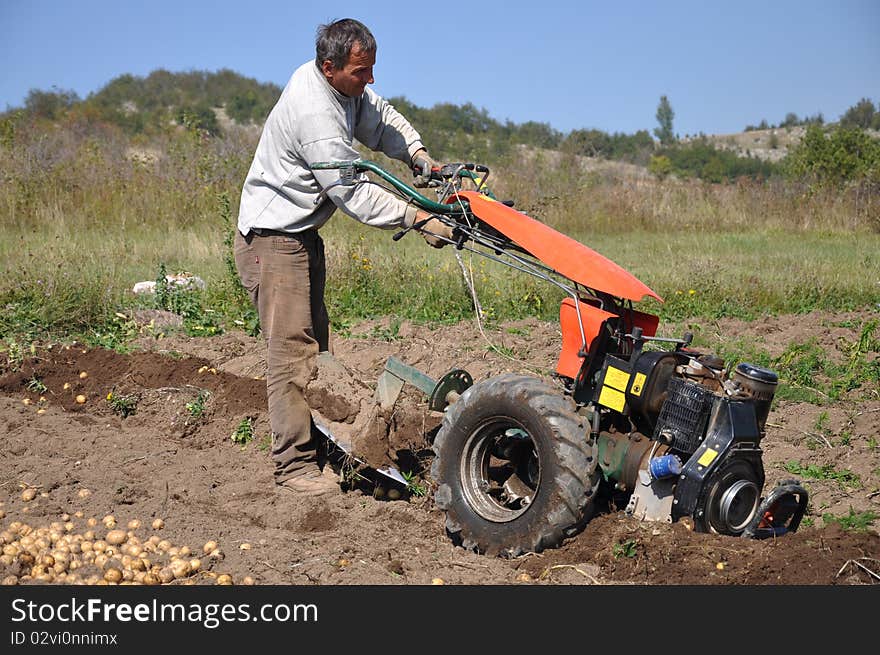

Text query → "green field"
[1,123,878,345]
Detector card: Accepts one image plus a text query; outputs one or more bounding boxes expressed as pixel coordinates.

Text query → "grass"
[784,461,862,488]
[1,119,878,352]
[689,321,880,405]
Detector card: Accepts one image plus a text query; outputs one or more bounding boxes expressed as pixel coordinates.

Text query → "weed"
[784,461,861,488]
[402,471,427,497]
[106,391,139,418]
[869,437,878,452]
[26,376,48,394]
[231,417,255,445]
[774,340,825,388]
[153,263,223,337]
[612,538,638,559]
[822,507,878,532]
[185,390,210,419]
[2,339,27,371]
[87,313,140,353]
[489,344,515,358]
[257,433,271,452]
[813,411,830,435]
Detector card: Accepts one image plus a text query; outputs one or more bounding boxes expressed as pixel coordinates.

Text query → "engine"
[589,343,806,538]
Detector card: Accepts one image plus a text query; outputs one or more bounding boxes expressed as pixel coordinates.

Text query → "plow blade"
[311,415,408,486]
[376,356,472,412]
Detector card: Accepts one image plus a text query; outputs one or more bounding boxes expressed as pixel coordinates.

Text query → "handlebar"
[311,159,469,216]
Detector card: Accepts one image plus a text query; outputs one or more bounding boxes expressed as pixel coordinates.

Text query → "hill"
[5,69,880,187]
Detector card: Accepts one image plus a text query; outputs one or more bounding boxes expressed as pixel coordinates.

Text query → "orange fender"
[556,298,661,379]
[449,191,662,303]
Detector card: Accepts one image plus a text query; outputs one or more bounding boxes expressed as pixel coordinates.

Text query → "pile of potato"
[0,505,255,586]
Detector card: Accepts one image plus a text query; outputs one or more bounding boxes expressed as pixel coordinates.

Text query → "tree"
[654,95,675,145]
[840,98,876,129]
[24,87,80,120]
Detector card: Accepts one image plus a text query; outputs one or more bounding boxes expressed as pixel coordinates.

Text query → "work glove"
[411,150,440,187]
[412,211,454,248]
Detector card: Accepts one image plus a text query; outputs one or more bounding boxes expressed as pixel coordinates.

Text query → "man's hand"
[411,149,440,176]
[411,149,440,187]
[413,210,454,248]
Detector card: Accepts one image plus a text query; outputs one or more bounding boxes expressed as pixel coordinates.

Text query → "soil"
[1,308,878,586]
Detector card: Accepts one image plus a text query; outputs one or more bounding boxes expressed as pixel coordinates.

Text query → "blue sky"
[1,0,877,137]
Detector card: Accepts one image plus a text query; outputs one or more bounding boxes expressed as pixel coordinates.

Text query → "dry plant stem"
[122,449,177,465]
[539,564,601,584]
[801,430,833,448]
[835,558,880,582]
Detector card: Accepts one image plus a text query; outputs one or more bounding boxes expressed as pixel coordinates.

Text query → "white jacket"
[237,60,425,235]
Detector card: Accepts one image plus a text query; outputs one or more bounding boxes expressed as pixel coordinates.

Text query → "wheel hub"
[460,420,540,522]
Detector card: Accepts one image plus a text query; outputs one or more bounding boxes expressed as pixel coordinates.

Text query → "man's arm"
[300,114,419,229]
[355,89,426,165]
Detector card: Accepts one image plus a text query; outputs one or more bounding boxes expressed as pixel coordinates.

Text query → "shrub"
[783,124,880,187]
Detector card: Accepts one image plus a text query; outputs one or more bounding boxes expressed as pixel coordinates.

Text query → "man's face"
[322,42,375,97]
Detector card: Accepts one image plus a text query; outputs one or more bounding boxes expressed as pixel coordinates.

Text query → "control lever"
[392,216,432,242]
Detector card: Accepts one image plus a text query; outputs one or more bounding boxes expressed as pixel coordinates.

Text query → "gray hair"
[315,19,377,70]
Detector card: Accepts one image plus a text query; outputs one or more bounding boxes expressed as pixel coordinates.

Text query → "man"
[234,18,453,496]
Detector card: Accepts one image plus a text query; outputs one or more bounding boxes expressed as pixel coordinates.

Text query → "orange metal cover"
[449,191,662,303]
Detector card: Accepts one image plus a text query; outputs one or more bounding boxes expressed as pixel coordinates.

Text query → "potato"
[202,540,218,554]
[75,395,86,404]
[105,530,127,546]
[241,576,255,585]
[170,560,190,579]
[103,568,122,583]
[21,488,37,502]
[151,518,165,530]
[216,574,233,585]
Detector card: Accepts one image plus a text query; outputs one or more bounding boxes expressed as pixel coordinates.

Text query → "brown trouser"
[234,228,329,482]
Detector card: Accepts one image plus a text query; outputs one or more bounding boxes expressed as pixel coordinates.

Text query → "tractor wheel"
[431,374,599,557]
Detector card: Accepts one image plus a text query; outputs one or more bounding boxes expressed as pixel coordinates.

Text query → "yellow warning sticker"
[697,448,718,467]
[598,386,626,412]
[604,366,630,392]
[630,372,647,397]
